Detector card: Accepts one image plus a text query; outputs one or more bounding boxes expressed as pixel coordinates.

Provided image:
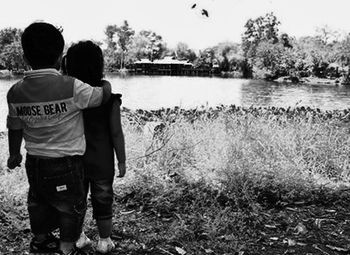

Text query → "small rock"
[294,223,307,235]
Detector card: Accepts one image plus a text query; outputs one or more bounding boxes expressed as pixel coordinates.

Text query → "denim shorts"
[84,178,114,220]
[26,154,86,242]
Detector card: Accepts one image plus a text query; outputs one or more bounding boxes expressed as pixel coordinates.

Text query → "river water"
[1,75,350,130]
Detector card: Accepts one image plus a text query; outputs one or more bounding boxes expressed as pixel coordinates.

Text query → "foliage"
[0,28,27,71]
[211,42,242,72]
[193,48,215,69]
[115,21,135,69]
[104,21,135,70]
[239,13,350,80]
[334,33,350,66]
[2,16,350,79]
[2,106,350,254]
[242,12,281,59]
[116,21,135,53]
[130,30,167,61]
[105,25,118,51]
[0,27,22,51]
[253,41,297,79]
[315,25,341,45]
[0,41,26,71]
[174,42,197,62]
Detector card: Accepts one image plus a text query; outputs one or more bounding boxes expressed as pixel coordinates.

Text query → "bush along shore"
[1,105,350,254]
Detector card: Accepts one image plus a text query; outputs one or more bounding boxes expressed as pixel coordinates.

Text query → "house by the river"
[132,56,216,76]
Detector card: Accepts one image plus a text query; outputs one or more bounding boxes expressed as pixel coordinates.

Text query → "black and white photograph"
[1,0,350,254]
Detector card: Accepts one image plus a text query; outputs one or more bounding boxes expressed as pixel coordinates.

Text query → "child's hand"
[117,163,126,178]
[101,80,112,90]
[7,154,22,169]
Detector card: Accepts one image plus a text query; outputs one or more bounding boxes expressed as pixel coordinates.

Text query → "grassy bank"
[1,106,350,254]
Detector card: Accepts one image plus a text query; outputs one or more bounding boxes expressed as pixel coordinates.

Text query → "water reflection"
[111,75,245,109]
[110,75,350,110]
[1,75,350,130]
[240,80,350,109]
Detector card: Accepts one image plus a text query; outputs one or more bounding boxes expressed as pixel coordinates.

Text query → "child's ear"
[61,55,68,74]
[54,54,63,70]
[57,54,63,63]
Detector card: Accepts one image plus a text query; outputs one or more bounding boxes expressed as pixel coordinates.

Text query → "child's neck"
[31,66,59,70]
[30,60,60,70]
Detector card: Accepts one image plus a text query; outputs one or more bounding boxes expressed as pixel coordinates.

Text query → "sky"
[1,0,350,50]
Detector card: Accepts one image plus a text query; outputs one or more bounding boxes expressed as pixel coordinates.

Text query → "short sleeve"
[73,79,103,109]
[6,92,23,130]
[7,116,23,130]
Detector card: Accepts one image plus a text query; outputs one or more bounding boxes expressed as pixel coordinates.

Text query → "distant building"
[133,56,201,76]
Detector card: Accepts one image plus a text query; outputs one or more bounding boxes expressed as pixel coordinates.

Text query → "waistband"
[26,154,82,164]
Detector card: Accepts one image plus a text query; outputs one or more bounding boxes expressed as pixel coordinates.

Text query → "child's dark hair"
[21,22,64,69]
[64,40,104,86]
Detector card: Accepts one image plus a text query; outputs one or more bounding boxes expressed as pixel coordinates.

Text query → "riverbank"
[108,71,350,86]
[1,69,349,87]
[273,76,350,86]
[1,106,350,254]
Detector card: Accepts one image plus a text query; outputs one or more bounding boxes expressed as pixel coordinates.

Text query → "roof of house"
[134,56,193,66]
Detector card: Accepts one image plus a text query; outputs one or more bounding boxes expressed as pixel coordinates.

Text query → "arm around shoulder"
[101,80,112,104]
[73,78,112,109]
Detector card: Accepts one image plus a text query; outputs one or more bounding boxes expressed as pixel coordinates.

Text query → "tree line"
[1,13,350,81]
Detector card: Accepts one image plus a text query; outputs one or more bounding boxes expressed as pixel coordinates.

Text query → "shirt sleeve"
[73,79,103,109]
[6,92,23,130]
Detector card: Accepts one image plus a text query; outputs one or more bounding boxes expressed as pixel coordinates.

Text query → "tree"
[104,21,135,70]
[316,25,340,46]
[254,41,297,79]
[174,42,197,62]
[241,12,281,59]
[280,33,293,48]
[115,21,135,68]
[0,41,26,71]
[296,36,336,77]
[194,48,215,69]
[212,42,242,72]
[334,33,350,66]
[130,30,167,61]
[0,27,26,70]
[104,25,119,70]
[0,28,22,51]
[105,25,118,50]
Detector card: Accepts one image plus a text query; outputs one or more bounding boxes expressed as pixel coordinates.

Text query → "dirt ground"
[2,195,350,255]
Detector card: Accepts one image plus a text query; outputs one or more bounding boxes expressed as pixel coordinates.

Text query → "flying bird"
[191,3,197,9]
[201,9,209,17]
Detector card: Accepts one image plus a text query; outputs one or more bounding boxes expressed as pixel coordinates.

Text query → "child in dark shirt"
[63,40,126,254]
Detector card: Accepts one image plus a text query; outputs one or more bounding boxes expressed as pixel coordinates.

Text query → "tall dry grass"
[121,109,350,193]
[1,108,350,253]
[2,109,350,208]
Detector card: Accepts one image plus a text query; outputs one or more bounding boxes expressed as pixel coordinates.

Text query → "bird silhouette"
[191,3,197,9]
[201,9,209,17]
